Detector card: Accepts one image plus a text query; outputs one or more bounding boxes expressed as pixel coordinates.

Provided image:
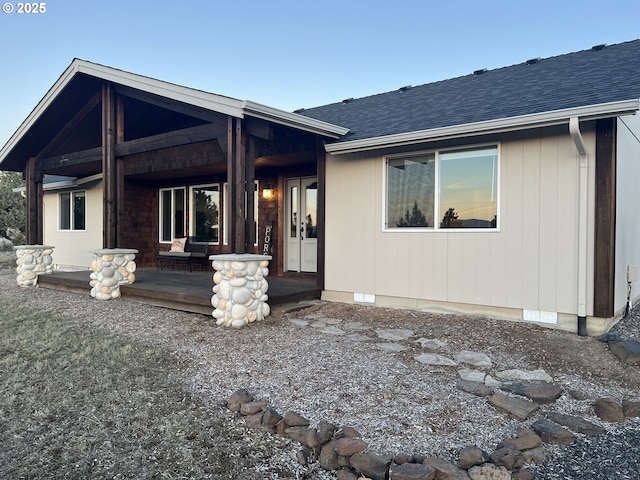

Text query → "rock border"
[227,389,640,480]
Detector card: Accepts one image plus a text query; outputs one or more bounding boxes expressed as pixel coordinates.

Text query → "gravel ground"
[2,251,639,479]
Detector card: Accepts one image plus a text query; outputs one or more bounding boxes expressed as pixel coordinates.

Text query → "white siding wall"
[615,114,640,314]
[325,126,596,320]
[43,183,103,270]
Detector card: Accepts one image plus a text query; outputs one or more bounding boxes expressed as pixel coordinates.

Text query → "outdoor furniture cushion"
[170,237,187,252]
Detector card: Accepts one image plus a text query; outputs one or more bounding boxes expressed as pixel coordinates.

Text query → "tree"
[397,202,428,227]
[440,207,462,228]
[0,171,26,241]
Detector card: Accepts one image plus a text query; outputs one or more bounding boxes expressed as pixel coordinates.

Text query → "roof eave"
[243,100,349,139]
[325,99,640,154]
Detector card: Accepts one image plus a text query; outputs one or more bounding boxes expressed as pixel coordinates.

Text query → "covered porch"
[37,268,320,316]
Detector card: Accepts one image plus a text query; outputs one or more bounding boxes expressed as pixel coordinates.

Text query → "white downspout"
[569,116,589,335]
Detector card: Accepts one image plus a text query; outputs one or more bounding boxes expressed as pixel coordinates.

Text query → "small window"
[159,188,186,242]
[59,191,86,231]
[386,145,498,230]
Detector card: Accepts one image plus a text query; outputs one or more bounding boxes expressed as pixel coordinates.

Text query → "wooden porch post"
[102,83,117,248]
[245,136,256,249]
[316,139,326,290]
[227,117,248,253]
[25,156,43,244]
[116,96,125,247]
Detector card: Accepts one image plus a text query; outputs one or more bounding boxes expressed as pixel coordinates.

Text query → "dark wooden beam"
[593,118,617,318]
[102,83,117,248]
[227,117,236,250]
[245,136,256,249]
[114,123,225,157]
[233,118,247,253]
[114,84,221,123]
[315,138,326,290]
[25,156,42,244]
[40,147,102,172]
[35,91,101,161]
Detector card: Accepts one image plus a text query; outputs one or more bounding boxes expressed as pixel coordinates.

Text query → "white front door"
[285,177,318,273]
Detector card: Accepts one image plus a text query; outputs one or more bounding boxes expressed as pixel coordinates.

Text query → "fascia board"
[325,99,640,154]
[243,100,350,139]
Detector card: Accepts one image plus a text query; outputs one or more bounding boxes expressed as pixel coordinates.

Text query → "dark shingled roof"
[298,39,640,143]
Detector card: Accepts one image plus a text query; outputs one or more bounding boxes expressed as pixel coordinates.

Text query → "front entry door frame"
[285,176,318,273]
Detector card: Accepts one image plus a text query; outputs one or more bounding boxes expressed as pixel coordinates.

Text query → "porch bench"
[157,237,209,272]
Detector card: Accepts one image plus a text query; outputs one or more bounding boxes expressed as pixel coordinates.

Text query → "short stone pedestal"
[210,254,272,328]
[90,249,138,300]
[14,245,55,287]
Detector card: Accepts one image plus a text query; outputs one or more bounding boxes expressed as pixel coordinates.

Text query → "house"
[2,40,640,335]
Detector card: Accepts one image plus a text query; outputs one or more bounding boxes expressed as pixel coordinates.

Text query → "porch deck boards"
[37,268,320,316]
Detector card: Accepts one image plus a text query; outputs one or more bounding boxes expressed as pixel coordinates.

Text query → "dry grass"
[0,286,287,479]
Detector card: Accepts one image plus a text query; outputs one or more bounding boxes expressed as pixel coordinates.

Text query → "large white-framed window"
[190,184,220,244]
[59,191,86,231]
[159,187,186,243]
[385,145,498,230]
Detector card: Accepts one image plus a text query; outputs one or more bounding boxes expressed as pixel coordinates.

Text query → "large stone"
[623,399,640,418]
[458,369,486,383]
[489,447,524,470]
[335,469,359,480]
[335,437,368,456]
[468,463,511,480]
[414,353,457,366]
[546,412,606,435]
[422,457,471,479]
[285,426,320,447]
[457,380,494,397]
[454,351,492,368]
[239,401,267,415]
[415,337,448,349]
[319,440,339,470]
[499,381,563,404]
[608,340,640,363]
[350,452,392,480]
[521,446,546,465]
[261,407,283,430]
[494,369,553,382]
[498,429,541,451]
[317,420,337,444]
[283,411,310,427]
[531,418,577,445]
[376,329,414,341]
[488,393,539,420]
[458,445,488,469]
[389,462,436,480]
[594,397,625,423]
[227,389,253,412]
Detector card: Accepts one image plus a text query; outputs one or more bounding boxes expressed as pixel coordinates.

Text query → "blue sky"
[1,0,639,149]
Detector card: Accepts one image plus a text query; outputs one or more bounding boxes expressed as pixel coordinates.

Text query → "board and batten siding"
[615,113,640,314]
[43,182,103,270]
[324,126,596,323]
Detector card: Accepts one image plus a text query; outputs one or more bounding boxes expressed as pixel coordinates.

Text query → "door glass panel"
[174,189,185,238]
[305,182,317,238]
[290,186,298,238]
[191,185,219,243]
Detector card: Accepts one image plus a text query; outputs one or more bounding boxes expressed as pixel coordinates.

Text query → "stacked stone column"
[210,254,272,328]
[90,249,138,300]
[14,245,55,287]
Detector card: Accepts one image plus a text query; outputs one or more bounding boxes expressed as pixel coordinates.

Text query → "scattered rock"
[488,393,539,420]
[283,411,310,426]
[594,397,625,423]
[567,389,586,400]
[531,418,577,445]
[511,468,535,480]
[239,400,267,415]
[499,381,563,404]
[546,412,606,435]
[319,440,339,470]
[458,445,488,469]
[489,446,524,470]
[335,468,359,480]
[317,420,337,444]
[521,445,546,465]
[498,428,541,451]
[296,449,308,466]
[350,452,392,480]
[422,457,471,479]
[289,318,309,327]
[484,375,502,387]
[608,339,640,363]
[319,326,346,335]
[415,337,448,349]
[468,463,511,480]
[244,411,264,429]
[494,369,553,382]
[375,329,414,341]
[343,321,370,331]
[456,380,494,397]
[345,333,372,342]
[414,353,457,366]
[376,342,409,352]
[623,399,640,418]
[335,437,368,456]
[261,407,283,430]
[227,388,253,412]
[389,462,436,480]
[394,453,415,464]
[454,351,492,368]
[597,331,623,342]
[285,426,319,447]
[458,369,486,383]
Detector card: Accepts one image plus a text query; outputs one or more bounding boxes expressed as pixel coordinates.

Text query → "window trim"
[58,190,86,232]
[158,187,186,243]
[383,143,500,232]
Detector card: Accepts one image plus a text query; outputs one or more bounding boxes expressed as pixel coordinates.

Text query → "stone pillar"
[90,248,138,300]
[14,245,55,287]
[210,254,272,328]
